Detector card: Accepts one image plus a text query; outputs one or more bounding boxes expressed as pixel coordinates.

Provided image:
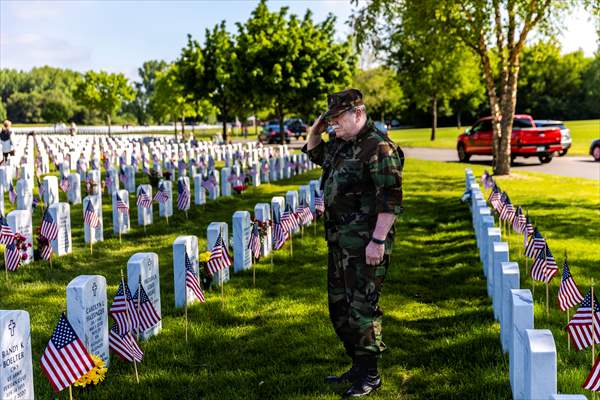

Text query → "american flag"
[133,283,161,331]
[41,211,59,241]
[567,290,600,351]
[137,187,152,208]
[584,355,600,392]
[512,206,526,233]
[4,242,21,271]
[40,314,94,392]
[59,177,70,193]
[109,281,139,334]
[8,183,16,204]
[558,259,584,311]
[0,215,14,245]
[498,193,515,222]
[207,232,232,276]
[314,192,325,216]
[153,183,169,203]
[105,174,113,192]
[523,214,534,247]
[119,168,127,184]
[488,186,501,210]
[201,177,216,192]
[40,237,53,261]
[272,220,288,250]
[184,252,205,303]
[525,228,545,259]
[280,204,299,233]
[296,201,314,225]
[248,222,261,260]
[177,179,190,211]
[116,193,129,214]
[84,201,101,228]
[109,325,143,363]
[531,244,558,283]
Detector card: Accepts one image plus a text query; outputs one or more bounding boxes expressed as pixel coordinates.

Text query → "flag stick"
[290,235,293,258]
[220,270,224,308]
[567,308,571,351]
[120,269,140,384]
[4,264,8,281]
[546,282,549,319]
[49,256,53,271]
[119,230,122,244]
[90,240,93,254]
[253,256,256,288]
[593,278,596,367]
[184,299,188,343]
[69,385,73,400]
[313,220,316,236]
[301,225,304,239]
[544,237,549,318]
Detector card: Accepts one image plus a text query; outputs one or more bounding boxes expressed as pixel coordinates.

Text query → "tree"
[236,0,356,142]
[130,60,168,124]
[74,71,134,135]
[352,67,406,124]
[581,52,600,119]
[0,100,7,122]
[149,64,200,140]
[353,0,598,175]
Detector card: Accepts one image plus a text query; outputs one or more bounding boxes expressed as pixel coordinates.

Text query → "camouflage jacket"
[302,119,404,254]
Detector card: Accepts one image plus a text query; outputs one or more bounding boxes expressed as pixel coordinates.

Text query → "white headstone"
[0,167,11,192]
[67,173,81,204]
[106,168,119,195]
[309,180,320,213]
[193,175,206,206]
[15,180,31,211]
[124,165,136,193]
[173,235,200,308]
[112,190,130,235]
[492,242,509,320]
[550,395,587,400]
[83,195,103,244]
[500,262,520,352]
[48,203,72,256]
[254,203,272,256]
[524,329,557,400]
[232,211,252,272]
[271,196,285,222]
[486,228,501,296]
[137,185,153,226]
[207,222,230,284]
[42,176,59,206]
[285,190,299,233]
[0,310,34,400]
[127,253,162,339]
[158,180,173,218]
[479,215,494,262]
[66,275,109,365]
[220,167,232,197]
[87,170,101,195]
[6,211,33,264]
[509,289,534,399]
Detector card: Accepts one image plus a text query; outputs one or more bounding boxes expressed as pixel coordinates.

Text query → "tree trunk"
[496,54,521,175]
[181,117,185,141]
[107,114,112,137]
[430,97,437,141]
[381,111,384,124]
[174,121,178,141]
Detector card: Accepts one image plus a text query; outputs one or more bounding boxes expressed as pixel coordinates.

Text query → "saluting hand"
[365,240,385,266]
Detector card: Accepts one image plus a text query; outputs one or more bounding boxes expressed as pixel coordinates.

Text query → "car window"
[513,118,534,128]
[471,121,483,132]
[480,120,492,131]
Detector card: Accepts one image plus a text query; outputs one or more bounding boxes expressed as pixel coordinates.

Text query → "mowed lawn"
[0,159,598,399]
[389,119,600,156]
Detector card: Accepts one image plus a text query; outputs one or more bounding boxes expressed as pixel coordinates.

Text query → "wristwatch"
[371,237,385,245]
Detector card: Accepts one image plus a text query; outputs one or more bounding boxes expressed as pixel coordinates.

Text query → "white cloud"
[0,33,92,70]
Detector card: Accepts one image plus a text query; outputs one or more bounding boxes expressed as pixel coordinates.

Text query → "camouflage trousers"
[327,242,389,358]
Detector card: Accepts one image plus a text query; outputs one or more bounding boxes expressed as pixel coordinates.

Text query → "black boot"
[342,356,381,398]
[325,359,361,384]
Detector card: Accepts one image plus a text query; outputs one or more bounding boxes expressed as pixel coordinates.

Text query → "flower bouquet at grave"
[13,232,31,264]
[85,178,98,196]
[198,251,213,290]
[74,354,107,389]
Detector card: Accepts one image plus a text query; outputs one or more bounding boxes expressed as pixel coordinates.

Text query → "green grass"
[389,119,600,156]
[0,160,598,399]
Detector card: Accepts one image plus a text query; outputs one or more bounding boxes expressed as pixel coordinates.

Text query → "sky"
[1,0,598,81]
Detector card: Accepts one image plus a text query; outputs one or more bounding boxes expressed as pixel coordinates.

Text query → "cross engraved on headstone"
[92,282,98,297]
[8,319,16,336]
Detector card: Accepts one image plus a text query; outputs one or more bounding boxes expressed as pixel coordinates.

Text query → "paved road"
[402,147,599,180]
[285,140,598,180]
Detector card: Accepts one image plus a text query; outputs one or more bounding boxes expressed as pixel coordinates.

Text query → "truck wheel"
[457,144,470,162]
[538,154,554,164]
[593,145,600,161]
[558,149,568,157]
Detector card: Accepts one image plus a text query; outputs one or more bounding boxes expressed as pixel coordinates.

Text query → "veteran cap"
[323,89,364,120]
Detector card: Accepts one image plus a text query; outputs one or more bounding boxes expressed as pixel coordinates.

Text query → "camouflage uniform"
[302,118,404,359]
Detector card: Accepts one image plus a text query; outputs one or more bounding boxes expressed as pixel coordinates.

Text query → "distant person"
[1,120,15,164]
[69,122,77,137]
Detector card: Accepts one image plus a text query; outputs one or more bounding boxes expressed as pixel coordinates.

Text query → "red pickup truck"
[457,114,563,164]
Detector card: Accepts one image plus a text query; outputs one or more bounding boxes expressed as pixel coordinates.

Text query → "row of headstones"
[464,168,586,400]
[0,176,322,399]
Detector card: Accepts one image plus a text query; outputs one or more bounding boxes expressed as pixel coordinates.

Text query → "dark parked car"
[259,120,292,144]
[590,139,600,161]
[285,118,308,140]
[534,120,572,156]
